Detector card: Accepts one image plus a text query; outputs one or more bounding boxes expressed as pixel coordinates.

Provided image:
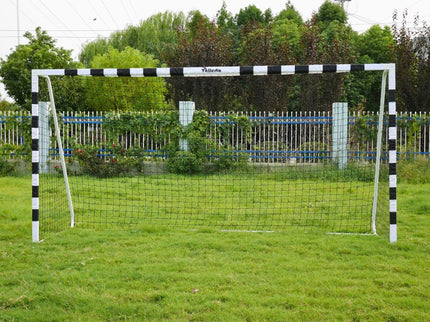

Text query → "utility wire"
[35,0,82,47]
[7,0,38,32]
[120,0,134,23]
[99,0,121,30]
[127,0,140,22]
[87,0,112,32]
[65,0,96,32]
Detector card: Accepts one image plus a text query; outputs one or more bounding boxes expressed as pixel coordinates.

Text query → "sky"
[0,0,429,100]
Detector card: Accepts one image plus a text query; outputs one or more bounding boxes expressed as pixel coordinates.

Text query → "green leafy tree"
[359,25,394,63]
[216,1,236,31]
[342,25,395,111]
[79,11,186,66]
[85,47,171,111]
[275,1,303,25]
[316,1,348,28]
[272,2,303,51]
[187,11,212,40]
[78,38,110,67]
[236,5,268,29]
[73,4,407,113]
[0,27,81,111]
[0,94,18,110]
[293,8,358,111]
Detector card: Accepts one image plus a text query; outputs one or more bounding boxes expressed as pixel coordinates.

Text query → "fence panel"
[1,110,429,160]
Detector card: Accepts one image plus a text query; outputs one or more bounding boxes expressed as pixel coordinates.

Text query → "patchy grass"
[1,176,429,320]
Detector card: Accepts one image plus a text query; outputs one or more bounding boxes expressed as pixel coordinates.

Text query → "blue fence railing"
[1,111,430,160]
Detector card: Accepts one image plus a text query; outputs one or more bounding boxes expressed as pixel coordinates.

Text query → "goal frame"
[31,63,397,243]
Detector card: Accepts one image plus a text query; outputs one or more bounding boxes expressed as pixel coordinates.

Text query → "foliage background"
[1,1,429,113]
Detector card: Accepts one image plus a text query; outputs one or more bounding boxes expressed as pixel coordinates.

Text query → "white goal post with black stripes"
[31,63,397,242]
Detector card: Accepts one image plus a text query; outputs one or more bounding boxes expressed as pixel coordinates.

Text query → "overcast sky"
[0,0,428,100]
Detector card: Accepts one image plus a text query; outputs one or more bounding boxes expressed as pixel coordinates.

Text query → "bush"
[166,130,249,174]
[72,142,139,178]
[166,151,203,174]
[0,142,16,176]
[187,132,213,161]
[212,147,248,172]
[0,158,14,176]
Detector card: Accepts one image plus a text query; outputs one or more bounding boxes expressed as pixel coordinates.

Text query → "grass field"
[1,176,430,321]
[40,166,377,236]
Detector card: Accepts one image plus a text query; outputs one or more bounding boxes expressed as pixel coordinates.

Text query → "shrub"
[212,147,248,172]
[166,129,249,174]
[72,142,139,178]
[187,132,213,161]
[0,158,14,176]
[166,151,203,174]
[0,142,16,176]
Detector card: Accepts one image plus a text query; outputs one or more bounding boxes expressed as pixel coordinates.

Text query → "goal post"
[31,63,397,243]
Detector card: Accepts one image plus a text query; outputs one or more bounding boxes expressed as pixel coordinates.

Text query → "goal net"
[31,64,397,242]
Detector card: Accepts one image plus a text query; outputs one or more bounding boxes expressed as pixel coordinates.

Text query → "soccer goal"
[31,64,397,242]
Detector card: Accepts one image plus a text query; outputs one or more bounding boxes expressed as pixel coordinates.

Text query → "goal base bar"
[326,232,377,236]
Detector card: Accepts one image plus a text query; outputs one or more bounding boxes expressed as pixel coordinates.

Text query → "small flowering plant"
[72,139,138,178]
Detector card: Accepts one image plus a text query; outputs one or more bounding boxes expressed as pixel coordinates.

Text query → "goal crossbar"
[31,63,397,243]
[32,63,392,78]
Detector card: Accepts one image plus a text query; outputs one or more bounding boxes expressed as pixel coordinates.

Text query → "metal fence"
[1,110,429,161]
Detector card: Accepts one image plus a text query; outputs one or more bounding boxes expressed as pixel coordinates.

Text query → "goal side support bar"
[43,76,75,228]
[388,65,397,243]
[372,70,388,235]
[31,63,397,243]
[31,74,39,242]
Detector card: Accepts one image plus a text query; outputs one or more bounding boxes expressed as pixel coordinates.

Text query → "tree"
[85,47,171,111]
[316,1,348,28]
[272,2,303,51]
[359,25,394,63]
[0,94,18,110]
[392,10,430,111]
[0,27,81,111]
[163,18,236,111]
[216,0,239,46]
[79,11,186,66]
[275,1,303,26]
[236,5,267,29]
[187,11,212,40]
[341,25,396,112]
[239,23,290,111]
[73,4,405,113]
[216,1,234,30]
[291,9,358,112]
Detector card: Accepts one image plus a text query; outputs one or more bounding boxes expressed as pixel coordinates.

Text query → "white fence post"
[179,101,195,151]
[39,102,50,174]
[332,102,348,169]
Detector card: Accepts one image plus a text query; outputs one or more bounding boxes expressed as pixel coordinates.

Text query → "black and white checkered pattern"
[31,63,397,242]
[31,76,40,242]
[387,67,397,243]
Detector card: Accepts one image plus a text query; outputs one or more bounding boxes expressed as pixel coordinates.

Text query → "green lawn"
[1,176,429,321]
[40,169,376,236]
